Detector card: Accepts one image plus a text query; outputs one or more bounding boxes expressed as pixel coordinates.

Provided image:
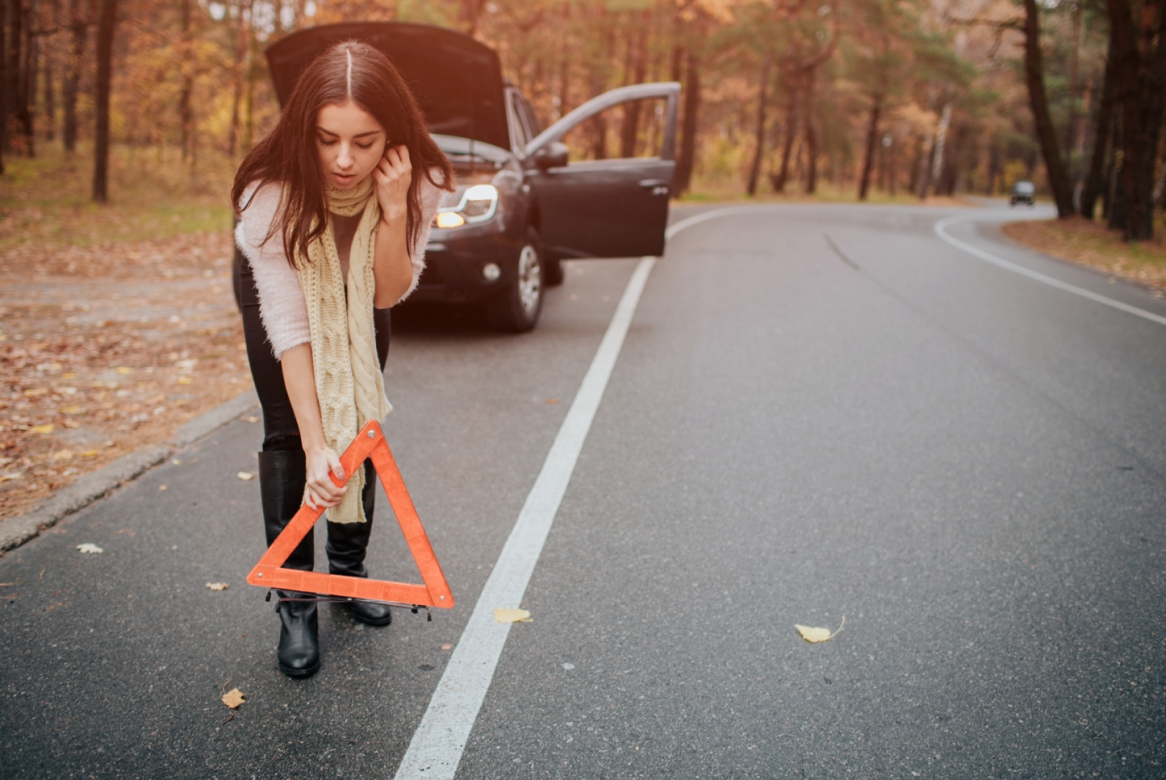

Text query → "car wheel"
[488,230,544,332]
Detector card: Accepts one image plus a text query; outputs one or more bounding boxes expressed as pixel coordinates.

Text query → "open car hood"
[265,22,510,152]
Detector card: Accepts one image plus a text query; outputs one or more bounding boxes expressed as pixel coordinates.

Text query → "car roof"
[265,22,510,151]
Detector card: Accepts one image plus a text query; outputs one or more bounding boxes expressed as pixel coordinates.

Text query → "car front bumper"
[408,229,521,304]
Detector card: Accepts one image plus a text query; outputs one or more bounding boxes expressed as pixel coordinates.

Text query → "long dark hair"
[232,40,454,267]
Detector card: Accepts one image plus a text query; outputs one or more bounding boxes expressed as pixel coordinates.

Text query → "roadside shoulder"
[0,389,258,554]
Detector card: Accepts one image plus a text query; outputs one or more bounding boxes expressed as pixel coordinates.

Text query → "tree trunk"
[179,0,192,160]
[43,0,56,142]
[91,0,116,203]
[771,63,799,193]
[62,0,85,152]
[858,95,882,200]
[802,69,819,194]
[674,48,700,196]
[745,52,773,196]
[6,0,22,154]
[619,22,647,158]
[19,4,35,156]
[1022,0,1075,217]
[1107,0,1166,240]
[0,0,8,164]
[1081,40,1116,219]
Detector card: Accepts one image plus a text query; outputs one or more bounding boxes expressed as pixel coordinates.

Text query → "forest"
[0,0,1163,238]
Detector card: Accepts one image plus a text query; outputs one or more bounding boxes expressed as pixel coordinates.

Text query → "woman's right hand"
[304,445,347,510]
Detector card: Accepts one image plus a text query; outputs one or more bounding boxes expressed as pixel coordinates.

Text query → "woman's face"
[315,100,387,190]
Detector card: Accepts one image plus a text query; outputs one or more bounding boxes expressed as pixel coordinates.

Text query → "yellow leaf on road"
[51,450,74,461]
[795,616,845,643]
[206,582,229,591]
[221,688,246,709]
[24,388,48,397]
[115,367,133,375]
[31,424,54,434]
[79,450,99,457]
[77,543,103,554]
[494,607,532,623]
[176,376,192,385]
[236,471,254,481]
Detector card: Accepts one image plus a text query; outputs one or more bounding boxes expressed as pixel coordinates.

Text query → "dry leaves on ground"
[795,616,845,643]
[0,229,253,520]
[221,688,246,709]
[1002,217,1166,291]
[494,607,532,623]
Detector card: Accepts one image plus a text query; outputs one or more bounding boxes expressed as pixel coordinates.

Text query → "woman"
[232,41,453,678]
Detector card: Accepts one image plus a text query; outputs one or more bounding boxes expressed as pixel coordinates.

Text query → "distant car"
[236,22,680,332]
[1009,180,1035,206]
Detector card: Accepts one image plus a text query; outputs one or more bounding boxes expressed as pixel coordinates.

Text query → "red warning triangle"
[246,420,454,609]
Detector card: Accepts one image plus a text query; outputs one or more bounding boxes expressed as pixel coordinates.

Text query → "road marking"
[664,204,773,240]
[934,214,1166,328]
[394,257,656,780]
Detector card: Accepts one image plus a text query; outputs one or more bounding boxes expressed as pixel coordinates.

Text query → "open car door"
[524,82,680,260]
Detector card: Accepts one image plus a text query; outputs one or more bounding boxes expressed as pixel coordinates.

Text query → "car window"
[506,92,528,153]
[559,97,668,163]
[518,96,541,138]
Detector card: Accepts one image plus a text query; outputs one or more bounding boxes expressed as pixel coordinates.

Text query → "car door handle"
[639,179,670,196]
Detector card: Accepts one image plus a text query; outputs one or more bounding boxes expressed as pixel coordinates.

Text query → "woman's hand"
[304,445,347,511]
[374,144,411,224]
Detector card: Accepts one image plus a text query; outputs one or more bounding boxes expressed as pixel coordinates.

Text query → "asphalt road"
[2,201,1164,779]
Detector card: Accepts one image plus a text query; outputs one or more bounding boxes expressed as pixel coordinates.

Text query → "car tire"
[544,255,565,287]
[487,230,544,333]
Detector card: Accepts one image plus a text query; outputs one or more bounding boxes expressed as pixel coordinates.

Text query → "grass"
[1002,216,1166,292]
[0,141,236,250]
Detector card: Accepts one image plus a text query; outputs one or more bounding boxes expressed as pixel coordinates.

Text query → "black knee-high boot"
[259,450,320,678]
[326,460,393,626]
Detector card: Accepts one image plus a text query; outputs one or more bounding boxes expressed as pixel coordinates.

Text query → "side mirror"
[532,142,568,171]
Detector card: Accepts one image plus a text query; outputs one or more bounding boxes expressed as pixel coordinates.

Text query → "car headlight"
[435,184,498,228]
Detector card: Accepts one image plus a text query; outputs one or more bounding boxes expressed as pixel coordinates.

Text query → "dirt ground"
[1002,216,1166,293]
[0,230,253,520]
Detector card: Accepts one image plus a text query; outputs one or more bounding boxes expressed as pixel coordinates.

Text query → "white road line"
[394,206,760,779]
[934,214,1166,328]
[394,257,656,780]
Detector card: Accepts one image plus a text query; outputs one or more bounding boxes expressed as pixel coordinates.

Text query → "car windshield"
[1014,181,1035,195]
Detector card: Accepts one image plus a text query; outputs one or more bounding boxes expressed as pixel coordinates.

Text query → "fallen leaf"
[50,450,74,461]
[175,376,192,385]
[236,471,254,481]
[544,399,560,405]
[240,415,260,423]
[59,405,83,414]
[115,366,133,375]
[494,607,532,623]
[221,688,246,709]
[76,543,103,554]
[158,485,168,491]
[440,643,453,650]
[79,450,99,457]
[31,424,54,434]
[23,388,48,397]
[795,615,845,644]
[0,472,23,482]
[206,582,229,591]
[172,459,183,465]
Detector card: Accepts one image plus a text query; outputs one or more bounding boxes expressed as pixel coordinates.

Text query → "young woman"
[232,41,454,678]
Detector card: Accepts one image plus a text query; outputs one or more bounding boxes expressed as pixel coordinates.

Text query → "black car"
[1009,180,1035,206]
[236,21,680,332]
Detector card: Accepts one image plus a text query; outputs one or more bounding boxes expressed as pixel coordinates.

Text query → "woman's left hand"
[374,144,411,224]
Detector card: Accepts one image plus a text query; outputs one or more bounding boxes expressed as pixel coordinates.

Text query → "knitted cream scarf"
[297,176,392,524]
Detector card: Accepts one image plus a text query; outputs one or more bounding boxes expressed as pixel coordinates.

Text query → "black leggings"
[239,258,392,452]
